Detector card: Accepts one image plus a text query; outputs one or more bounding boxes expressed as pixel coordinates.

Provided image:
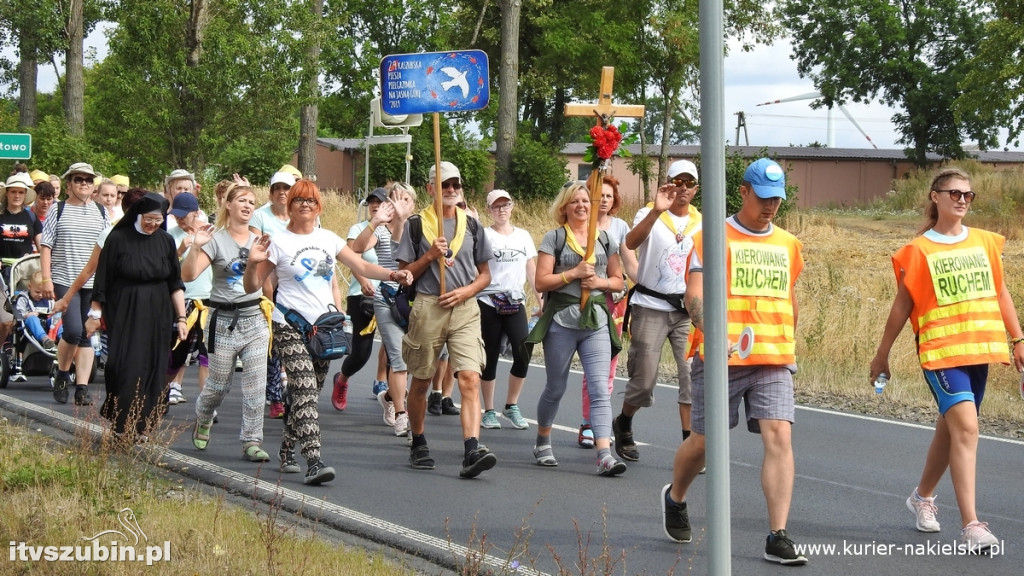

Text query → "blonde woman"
[181,184,271,462]
[526,181,627,476]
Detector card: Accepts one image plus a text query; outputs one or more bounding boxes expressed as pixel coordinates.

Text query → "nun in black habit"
[87,191,188,438]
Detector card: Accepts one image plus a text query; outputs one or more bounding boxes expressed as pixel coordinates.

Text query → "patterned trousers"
[195,314,270,444]
[273,321,330,463]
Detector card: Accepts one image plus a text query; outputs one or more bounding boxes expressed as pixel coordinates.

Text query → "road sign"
[379,50,489,115]
[0,133,31,160]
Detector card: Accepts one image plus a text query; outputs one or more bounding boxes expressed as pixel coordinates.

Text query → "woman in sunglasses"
[181,184,272,462]
[243,180,412,485]
[870,167,1024,552]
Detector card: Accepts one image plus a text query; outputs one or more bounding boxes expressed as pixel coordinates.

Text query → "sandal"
[192,420,212,451]
[533,444,558,467]
[243,443,271,462]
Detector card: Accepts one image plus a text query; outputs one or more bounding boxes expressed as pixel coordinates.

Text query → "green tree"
[87,0,300,184]
[781,0,996,166]
[956,1,1024,148]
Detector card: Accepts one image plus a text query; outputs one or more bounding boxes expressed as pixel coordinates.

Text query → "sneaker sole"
[280,464,301,474]
[763,553,808,565]
[906,497,941,532]
[502,413,529,430]
[409,458,435,470]
[481,421,501,430]
[304,466,336,485]
[661,485,692,543]
[459,452,497,478]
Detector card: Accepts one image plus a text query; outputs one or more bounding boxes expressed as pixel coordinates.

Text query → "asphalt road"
[2,344,1022,575]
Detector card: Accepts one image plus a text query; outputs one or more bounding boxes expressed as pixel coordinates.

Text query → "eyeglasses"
[671,177,698,189]
[935,189,976,202]
[142,216,164,225]
[70,176,93,185]
[490,203,513,212]
[441,180,463,190]
[291,197,319,206]
[270,185,291,192]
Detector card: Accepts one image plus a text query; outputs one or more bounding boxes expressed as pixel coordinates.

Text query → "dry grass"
[0,417,413,576]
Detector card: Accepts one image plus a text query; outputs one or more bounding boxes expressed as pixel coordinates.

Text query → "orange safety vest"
[893,229,1009,369]
[690,222,804,365]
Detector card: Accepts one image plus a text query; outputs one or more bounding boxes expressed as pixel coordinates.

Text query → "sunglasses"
[935,189,975,202]
[70,176,93,185]
[670,177,698,189]
[291,197,319,206]
[441,180,463,190]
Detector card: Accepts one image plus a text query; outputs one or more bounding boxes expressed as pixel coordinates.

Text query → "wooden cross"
[563,67,645,309]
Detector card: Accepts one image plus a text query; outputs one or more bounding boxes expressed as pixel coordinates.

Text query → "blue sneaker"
[372,380,388,398]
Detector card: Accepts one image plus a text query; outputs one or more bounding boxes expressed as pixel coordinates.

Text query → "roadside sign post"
[0,133,32,160]
[380,50,490,294]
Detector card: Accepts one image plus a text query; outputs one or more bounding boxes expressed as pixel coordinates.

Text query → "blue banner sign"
[380,50,490,115]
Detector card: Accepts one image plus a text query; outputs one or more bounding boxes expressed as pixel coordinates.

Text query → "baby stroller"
[0,254,97,388]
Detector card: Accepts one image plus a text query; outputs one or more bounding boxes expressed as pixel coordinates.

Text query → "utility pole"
[734,111,749,146]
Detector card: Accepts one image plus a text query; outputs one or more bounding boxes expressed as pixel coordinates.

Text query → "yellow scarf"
[648,203,702,240]
[259,297,275,357]
[173,300,209,350]
[563,224,597,264]
[360,316,377,336]
[420,205,467,266]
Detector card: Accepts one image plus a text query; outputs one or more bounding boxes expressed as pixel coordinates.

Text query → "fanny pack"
[380,283,413,330]
[276,303,350,360]
[489,291,523,315]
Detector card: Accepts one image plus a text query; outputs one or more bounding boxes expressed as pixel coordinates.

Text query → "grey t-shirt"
[395,214,491,296]
[539,228,618,329]
[201,229,262,318]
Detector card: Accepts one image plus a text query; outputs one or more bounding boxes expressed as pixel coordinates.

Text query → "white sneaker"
[960,521,999,552]
[11,372,27,383]
[377,390,396,426]
[393,412,410,437]
[906,489,940,532]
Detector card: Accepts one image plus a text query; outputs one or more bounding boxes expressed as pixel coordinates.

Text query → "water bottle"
[874,372,888,395]
[90,331,102,356]
[527,307,540,333]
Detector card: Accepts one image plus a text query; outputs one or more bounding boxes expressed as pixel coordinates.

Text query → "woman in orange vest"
[871,167,1024,553]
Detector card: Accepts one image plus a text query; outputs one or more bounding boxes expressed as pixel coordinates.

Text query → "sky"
[8,26,977,152]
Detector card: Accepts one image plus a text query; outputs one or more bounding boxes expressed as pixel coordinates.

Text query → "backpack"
[276,304,350,360]
[551,226,610,269]
[402,212,483,299]
[53,200,106,223]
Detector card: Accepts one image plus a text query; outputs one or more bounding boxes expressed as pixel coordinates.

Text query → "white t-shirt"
[631,206,700,312]
[268,228,345,324]
[478,226,536,307]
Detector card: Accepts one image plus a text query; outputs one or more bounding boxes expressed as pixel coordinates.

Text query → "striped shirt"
[41,201,109,288]
[373,224,399,302]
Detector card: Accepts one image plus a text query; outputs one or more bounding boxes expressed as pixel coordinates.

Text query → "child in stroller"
[7,264,60,383]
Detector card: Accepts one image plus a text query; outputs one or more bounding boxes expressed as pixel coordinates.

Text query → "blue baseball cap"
[169,192,200,218]
[743,158,786,199]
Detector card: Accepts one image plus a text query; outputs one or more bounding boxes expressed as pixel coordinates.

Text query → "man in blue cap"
[661,158,809,565]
